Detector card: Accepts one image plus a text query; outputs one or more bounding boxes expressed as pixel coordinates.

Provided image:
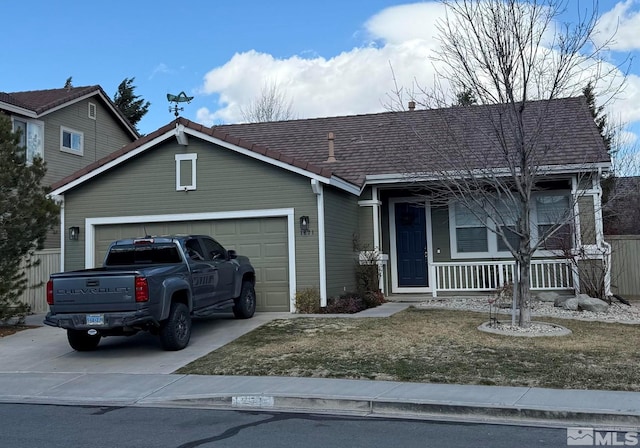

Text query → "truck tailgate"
[51,273,138,313]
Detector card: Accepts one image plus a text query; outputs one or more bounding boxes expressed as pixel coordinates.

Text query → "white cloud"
[149,63,172,80]
[595,0,640,51]
[196,1,637,131]
[364,2,446,44]
[199,41,438,124]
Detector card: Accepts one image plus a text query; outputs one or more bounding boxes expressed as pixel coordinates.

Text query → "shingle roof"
[214,96,610,185]
[2,85,100,114]
[51,96,609,192]
[0,85,138,137]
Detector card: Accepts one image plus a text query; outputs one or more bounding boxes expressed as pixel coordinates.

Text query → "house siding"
[324,187,359,296]
[357,206,375,249]
[356,186,375,248]
[431,206,451,262]
[41,97,132,186]
[578,196,597,245]
[63,138,321,292]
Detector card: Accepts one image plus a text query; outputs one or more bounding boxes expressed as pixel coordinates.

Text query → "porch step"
[385,294,429,303]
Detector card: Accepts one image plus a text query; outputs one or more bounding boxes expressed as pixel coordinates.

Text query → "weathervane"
[167,91,194,117]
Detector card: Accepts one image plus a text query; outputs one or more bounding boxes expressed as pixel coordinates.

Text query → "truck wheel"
[233,281,256,319]
[67,330,101,351]
[160,302,191,351]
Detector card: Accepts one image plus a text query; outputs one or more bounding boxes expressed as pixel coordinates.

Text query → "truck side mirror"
[227,250,237,260]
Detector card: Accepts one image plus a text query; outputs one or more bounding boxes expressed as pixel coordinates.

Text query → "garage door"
[94,217,290,312]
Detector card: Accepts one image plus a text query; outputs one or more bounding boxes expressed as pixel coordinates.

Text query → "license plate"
[86,314,104,326]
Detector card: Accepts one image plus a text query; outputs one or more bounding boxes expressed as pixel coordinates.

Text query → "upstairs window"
[60,126,84,156]
[12,117,44,164]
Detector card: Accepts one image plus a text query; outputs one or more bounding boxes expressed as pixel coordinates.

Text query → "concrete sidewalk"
[0,304,637,427]
[0,372,639,427]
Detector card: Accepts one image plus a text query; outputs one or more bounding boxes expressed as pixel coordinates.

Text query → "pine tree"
[583,82,613,154]
[113,77,150,131]
[0,113,59,322]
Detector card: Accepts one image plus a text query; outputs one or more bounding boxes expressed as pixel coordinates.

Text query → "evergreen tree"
[113,77,150,131]
[583,81,613,154]
[0,113,59,322]
[455,88,477,106]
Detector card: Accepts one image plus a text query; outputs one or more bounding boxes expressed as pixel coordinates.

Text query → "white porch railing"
[432,259,574,295]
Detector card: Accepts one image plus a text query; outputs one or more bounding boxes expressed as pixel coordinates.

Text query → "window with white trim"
[454,202,488,253]
[60,127,84,155]
[449,193,572,258]
[535,195,572,250]
[175,153,197,191]
[12,117,44,164]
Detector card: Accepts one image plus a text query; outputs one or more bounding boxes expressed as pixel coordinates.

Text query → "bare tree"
[390,0,623,326]
[240,80,295,123]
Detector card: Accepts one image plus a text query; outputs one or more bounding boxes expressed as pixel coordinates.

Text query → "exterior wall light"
[69,226,80,241]
[299,216,310,235]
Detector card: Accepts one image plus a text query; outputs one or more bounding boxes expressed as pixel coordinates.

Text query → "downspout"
[57,196,65,271]
[571,176,581,295]
[311,179,327,307]
[594,168,612,297]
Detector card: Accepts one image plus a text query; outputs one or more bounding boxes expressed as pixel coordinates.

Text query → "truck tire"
[67,329,101,351]
[233,281,256,319]
[160,302,191,351]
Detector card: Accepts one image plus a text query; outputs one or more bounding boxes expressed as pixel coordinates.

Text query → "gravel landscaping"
[417,296,640,324]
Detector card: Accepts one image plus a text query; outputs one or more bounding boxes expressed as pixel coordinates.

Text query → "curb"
[136,394,640,427]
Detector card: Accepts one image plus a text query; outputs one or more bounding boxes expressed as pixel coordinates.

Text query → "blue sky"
[2,0,639,168]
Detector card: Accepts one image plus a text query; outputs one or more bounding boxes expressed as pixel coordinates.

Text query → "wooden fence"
[607,235,640,298]
[18,249,60,313]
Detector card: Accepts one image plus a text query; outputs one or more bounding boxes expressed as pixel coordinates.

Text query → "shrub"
[294,288,321,314]
[324,292,365,314]
[363,290,386,309]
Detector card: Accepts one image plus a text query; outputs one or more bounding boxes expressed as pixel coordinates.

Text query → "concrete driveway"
[0,313,286,375]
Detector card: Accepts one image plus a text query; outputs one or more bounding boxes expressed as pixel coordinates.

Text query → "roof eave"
[0,101,38,118]
[36,88,139,139]
[363,162,613,186]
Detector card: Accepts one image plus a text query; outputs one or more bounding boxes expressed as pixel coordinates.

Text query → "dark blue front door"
[395,203,428,287]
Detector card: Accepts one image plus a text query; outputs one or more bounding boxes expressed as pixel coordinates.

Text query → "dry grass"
[178,308,640,391]
[0,325,34,337]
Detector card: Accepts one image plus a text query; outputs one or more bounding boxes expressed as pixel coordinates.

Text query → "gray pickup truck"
[44,235,256,351]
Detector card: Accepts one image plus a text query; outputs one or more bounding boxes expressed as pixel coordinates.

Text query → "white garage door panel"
[94,217,289,312]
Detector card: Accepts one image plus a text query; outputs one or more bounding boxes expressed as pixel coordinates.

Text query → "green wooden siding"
[42,98,133,186]
[324,187,359,296]
[357,206,375,248]
[430,206,451,262]
[356,186,375,248]
[63,138,320,293]
[578,196,597,245]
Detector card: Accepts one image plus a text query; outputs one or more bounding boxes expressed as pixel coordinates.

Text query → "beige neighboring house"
[49,96,612,313]
[1,85,138,311]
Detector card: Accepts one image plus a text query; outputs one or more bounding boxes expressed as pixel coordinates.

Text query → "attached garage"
[87,211,295,312]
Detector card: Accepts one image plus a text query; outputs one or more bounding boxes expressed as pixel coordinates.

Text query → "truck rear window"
[105,244,182,266]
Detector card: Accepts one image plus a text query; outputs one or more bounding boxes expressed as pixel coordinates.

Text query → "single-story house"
[50,96,611,312]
